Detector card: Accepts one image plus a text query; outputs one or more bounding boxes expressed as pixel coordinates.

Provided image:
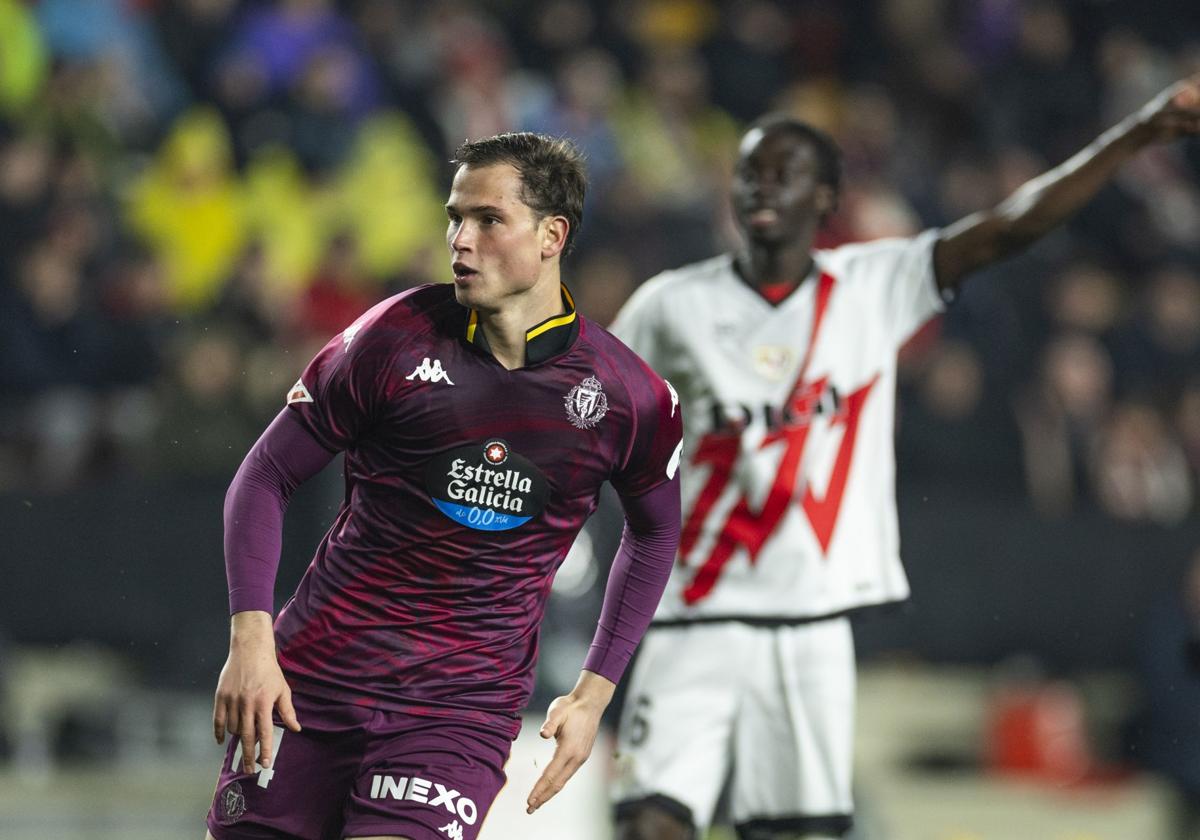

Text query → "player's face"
[446,163,550,312]
[731,127,834,244]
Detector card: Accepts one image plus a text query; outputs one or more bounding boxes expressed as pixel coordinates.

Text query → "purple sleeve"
[582,474,681,683]
[224,410,337,614]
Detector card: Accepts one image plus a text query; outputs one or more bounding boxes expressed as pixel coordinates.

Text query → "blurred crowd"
[0,0,1198,525]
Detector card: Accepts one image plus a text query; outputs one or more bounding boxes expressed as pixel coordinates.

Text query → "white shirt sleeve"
[609,273,670,367]
[835,229,946,347]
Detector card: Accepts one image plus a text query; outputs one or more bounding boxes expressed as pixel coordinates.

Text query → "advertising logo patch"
[426,440,549,531]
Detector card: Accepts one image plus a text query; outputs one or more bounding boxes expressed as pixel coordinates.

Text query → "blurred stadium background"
[1,0,1199,838]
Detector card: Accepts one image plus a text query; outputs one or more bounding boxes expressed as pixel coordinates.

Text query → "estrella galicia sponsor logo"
[217,781,246,825]
[425,440,549,531]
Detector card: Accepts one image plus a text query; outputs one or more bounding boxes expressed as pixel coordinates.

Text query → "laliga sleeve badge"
[565,375,608,429]
[287,379,314,404]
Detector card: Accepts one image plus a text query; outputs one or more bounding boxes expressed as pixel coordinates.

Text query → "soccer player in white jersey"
[609,78,1200,840]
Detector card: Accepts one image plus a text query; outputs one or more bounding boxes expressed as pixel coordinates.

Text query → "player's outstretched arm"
[526,669,616,814]
[935,75,1200,291]
[213,610,301,772]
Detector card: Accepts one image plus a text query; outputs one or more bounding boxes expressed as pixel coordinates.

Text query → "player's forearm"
[937,114,1151,286]
[992,117,1148,248]
[582,476,681,683]
[225,410,335,614]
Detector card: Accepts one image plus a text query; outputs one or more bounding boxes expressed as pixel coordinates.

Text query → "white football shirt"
[611,230,945,620]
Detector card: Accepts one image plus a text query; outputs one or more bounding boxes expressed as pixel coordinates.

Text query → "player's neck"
[737,240,815,288]
[477,273,566,370]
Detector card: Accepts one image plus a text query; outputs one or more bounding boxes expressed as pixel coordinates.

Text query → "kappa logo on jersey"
[342,319,365,350]
[565,375,608,429]
[286,379,314,404]
[407,357,455,385]
[426,440,550,531]
[665,379,679,417]
[369,774,479,826]
[666,439,682,480]
[440,821,465,840]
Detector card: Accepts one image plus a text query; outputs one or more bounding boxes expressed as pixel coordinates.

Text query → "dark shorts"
[206,690,513,840]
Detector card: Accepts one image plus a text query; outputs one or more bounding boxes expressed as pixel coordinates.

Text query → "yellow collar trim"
[465,285,577,344]
[527,286,577,341]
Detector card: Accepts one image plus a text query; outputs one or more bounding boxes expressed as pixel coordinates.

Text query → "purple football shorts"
[206,689,514,840]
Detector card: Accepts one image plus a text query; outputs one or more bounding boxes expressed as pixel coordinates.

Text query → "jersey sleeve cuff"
[582,642,629,685]
[228,588,274,616]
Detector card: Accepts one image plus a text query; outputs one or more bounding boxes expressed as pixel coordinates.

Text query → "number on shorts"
[628,695,651,746]
[230,726,286,790]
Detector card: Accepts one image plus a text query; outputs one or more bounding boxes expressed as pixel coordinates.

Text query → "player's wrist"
[570,670,617,709]
[229,610,276,649]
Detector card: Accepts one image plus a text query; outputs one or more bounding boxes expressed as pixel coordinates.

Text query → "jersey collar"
[733,255,820,307]
[464,284,580,365]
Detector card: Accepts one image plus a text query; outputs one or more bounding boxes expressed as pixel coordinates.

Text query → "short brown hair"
[452,132,587,255]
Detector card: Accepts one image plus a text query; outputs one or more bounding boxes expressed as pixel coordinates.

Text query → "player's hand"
[1133,74,1200,144]
[212,610,301,774]
[526,671,616,814]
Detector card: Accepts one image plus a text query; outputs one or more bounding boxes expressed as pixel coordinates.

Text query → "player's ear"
[540,215,569,260]
[815,184,837,220]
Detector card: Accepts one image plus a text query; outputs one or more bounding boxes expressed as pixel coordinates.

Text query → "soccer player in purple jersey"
[204,133,684,840]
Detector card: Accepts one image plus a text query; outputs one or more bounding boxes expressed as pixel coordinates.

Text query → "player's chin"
[740,221,788,245]
[453,281,482,307]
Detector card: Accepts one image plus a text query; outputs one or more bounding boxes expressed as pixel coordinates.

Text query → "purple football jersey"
[275,284,682,732]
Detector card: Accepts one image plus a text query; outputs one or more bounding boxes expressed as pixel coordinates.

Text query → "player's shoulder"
[616,253,735,329]
[579,316,650,369]
[342,283,459,346]
[643,253,735,295]
[816,230,939,278]
[358,283,458,328]
[579,318,676,402]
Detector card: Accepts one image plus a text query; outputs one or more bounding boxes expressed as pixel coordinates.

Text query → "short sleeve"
[839,229,945,347]
[284,315,392,452]
[611,366,684,498]
[609,274,669,368]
